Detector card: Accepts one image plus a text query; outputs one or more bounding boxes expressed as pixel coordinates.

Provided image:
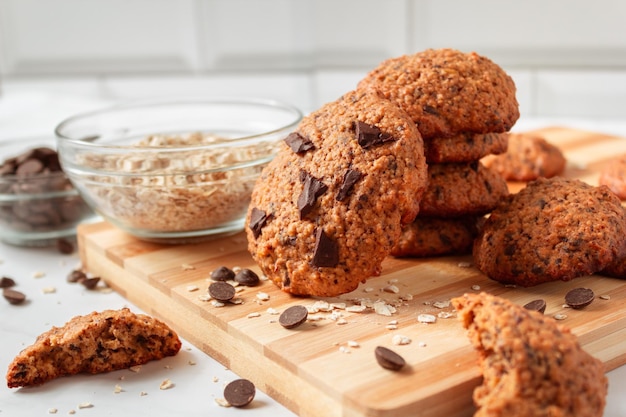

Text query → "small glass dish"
[0,137,95,247]
[55,97,302,244]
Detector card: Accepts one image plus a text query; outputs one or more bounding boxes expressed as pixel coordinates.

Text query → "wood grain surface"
[77,127,626,417]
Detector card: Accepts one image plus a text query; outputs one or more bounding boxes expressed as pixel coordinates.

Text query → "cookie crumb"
[417,314,437,324]
[392,334,412,345]
[347,340,360,348]
[181,263,195,270]
[129,365,142,373]
[256,292,270,301]
[159,379,174,390]
[433,300,451,309]
[186,285,199,292]
[247,312,261,318]
[553,313,568,320]
[600,294,611,300]
[42,286,57,294]
[215,398,231,407]
[140,391,148,396]
[458,261,472,268]
[114,384,123,394]
[471,284,481,291]
[77,402,93,409]
[33,271,46,279]
[48,408,58,414]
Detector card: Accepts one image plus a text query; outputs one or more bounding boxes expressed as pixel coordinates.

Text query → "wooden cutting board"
[77,127,626,417]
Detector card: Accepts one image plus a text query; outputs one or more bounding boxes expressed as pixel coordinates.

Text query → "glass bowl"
[55,98,302,243]
[0,137,95,247]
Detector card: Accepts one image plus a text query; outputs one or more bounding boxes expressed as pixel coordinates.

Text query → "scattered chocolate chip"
[336,168,363,201]
[3,288,26,305]
[0,276,16,288]
[523,299,547,314]
[565,288,595,309]
[56,238,75,254]
[374,346,406,371]
[67,269,87,283]
[208,281,236,302]
[249,208,270,239]
[297,173,328,219]
[81,277,100,290]
[312,228,339,268]
[234,269,259,287]
[423,104,440,116]
[284,132,315,154]
[210,266,235,282]
[355,121,395,149]
[223,378,256,408]
[279,305,308,329]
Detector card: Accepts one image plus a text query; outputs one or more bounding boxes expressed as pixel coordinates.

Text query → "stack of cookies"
[358,48,519,257]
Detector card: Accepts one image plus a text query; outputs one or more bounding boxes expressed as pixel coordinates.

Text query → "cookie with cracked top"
[473,177,626,286]
[246,89,428,297]
[358,48,520,139]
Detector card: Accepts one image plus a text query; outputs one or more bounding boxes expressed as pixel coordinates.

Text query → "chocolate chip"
[279,305,308,329]
[56,238,74,254]
[249,208,270,239]
[3,288,26,305]
[523,299,546,314]
[312,228,339,268]
[15,158,44,176]
[234,269,259,286]
[223,378,256,407]
[423,104,440,116]
[565,288,595,309]
[208,281,236,302]
[374,346,406,371]
[67,269,87,283]
[0,276,16,288]
[355,121,395,149]
[81,277,100,290]
[297,173,328,219]
[284,132,315,154]
[336,169,363,201]
[210,266,235,282]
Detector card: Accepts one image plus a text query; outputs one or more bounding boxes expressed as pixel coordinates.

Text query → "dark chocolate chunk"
[284,132,315,154]
[208,281,236,302]
[0,276,16,288]
[336,168,363,201]
[278,305,308,329]
[223,378,256,407]
[297,173,328,219]
[3,288,26,305]
[234,268,260,286]
[374,346,406,371]
[15,158,44,176]
[423,104,440,116]
[565,287,595,309]
[56,238,75,254]
[249,208,270,239]
[210,266,235,282]
[355,121,395,149]
[523,299,547,314]
[81,277,101,290]
[312,228,339,268]
[67,269,87,283]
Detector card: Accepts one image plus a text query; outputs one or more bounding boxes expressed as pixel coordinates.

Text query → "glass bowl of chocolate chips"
[0,137,95,247]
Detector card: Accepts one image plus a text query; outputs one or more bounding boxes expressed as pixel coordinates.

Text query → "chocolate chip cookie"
[246,89,428,297]
[6,308,181,388]
[482,132,567,181]
[358,48,520,139]
[598,154,626,200]
[474,177,626,286]
[419,161,509,218]
[424,132,509,164]
[452,292,607,417]
[391,215,482,257]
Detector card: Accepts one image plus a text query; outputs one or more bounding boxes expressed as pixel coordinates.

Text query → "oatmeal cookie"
[391,216,482,257]
[419,161,509,218]
[452,292,607,417]
[358,48,520,139]
[424,132,509,164]
[6,308,181,388]
[473,177,626,286]
[482,132,566,181]
[598,154,626,200]
[246,89,428,297]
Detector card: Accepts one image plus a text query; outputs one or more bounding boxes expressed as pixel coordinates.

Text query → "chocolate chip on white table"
[223,378,256,407]
[0,276,16,288]
[3,288,26,305]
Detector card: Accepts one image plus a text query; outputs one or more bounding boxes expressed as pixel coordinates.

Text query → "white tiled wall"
[1,0,625,118]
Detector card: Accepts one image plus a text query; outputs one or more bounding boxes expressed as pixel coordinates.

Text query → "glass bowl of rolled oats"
[54,98,302,243]
[0,136,95,247]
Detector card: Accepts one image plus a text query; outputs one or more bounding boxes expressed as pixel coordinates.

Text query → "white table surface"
[1,92,626,417]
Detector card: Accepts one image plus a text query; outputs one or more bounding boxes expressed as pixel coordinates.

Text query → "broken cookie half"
[452,292,607,417]
[6,308,181,388]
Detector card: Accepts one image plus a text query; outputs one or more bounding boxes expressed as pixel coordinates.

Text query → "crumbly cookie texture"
[474,177,626,286]
[598,154,626,200]
[358,48,520,139]
[391,215,482,257]
[419,161,509,218]
[246,89,428,297]
[452,292,607,417]
[482,132,566,181]
[424,132,509,164]
[6,308,181,388]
